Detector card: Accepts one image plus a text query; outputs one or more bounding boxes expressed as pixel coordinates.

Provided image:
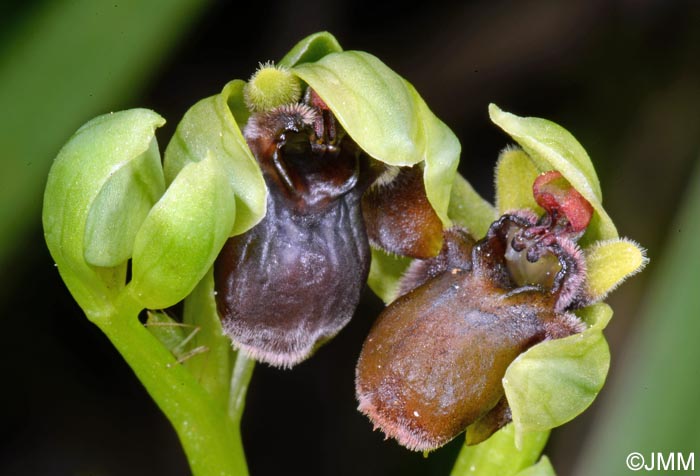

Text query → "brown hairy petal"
[362,165,443,259]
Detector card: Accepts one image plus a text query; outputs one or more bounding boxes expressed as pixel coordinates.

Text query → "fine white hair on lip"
[356,390,447,452]
[371,165,402,189]
[244,103,318,141]
[222,309,349,369]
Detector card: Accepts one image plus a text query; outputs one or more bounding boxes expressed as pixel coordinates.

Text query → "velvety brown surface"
[215,104,370,367]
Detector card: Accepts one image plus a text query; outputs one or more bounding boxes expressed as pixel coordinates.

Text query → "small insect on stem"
[144,313,209,365]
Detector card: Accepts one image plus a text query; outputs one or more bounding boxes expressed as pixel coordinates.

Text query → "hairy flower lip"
[216,75,449,367]
[214,90,372,368]
[355,170,607,451]
[356,388,451,452]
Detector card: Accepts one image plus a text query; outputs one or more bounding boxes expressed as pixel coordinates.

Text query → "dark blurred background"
[2,0,699,475]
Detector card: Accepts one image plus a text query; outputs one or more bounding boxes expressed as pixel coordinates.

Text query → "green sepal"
[494,147,541,215]
[292,51,460,226]
[489,104,617,244]
[450,425,549,476]
[448,172,497,238]
[366,248,412,304]
[164,81,265,236]
[130,152,236,309]
[503,303,612,446]
[224,79,252,130]
[278,31,343,68]
[43,108,165,315]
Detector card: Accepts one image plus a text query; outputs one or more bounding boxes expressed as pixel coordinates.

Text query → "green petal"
[293,51,460,226]
[489,104,617,244]
[278,31,343,68]
[43,108,165,315]
[494,147,541,215]
[164,81,266,236]
[514,456,556,476]
[224,79,252,130]
[294,51,417,166]
[130,152,236,309]
[585,238,648,302]
[414,87,462,228]
[450,425,549,476]
[504,303,613,445]
[448,172,497,238]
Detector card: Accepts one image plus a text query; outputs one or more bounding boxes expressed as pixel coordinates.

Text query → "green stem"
[229,353,255,426]
[90,298,248,476]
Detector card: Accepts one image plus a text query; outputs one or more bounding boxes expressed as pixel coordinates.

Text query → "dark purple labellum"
[356,174,592,451]
[215,97,371,368]
[214,86,446,368]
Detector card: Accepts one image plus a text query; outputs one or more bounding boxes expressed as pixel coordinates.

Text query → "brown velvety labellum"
[362,165,443,259]
[356,260,549,451]
[215,103,371,368]
[357,211,588,450]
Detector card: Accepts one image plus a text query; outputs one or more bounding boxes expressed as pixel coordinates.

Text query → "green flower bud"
[164,80,266,237]
[130,152,236,309]
[43,108,165,314]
